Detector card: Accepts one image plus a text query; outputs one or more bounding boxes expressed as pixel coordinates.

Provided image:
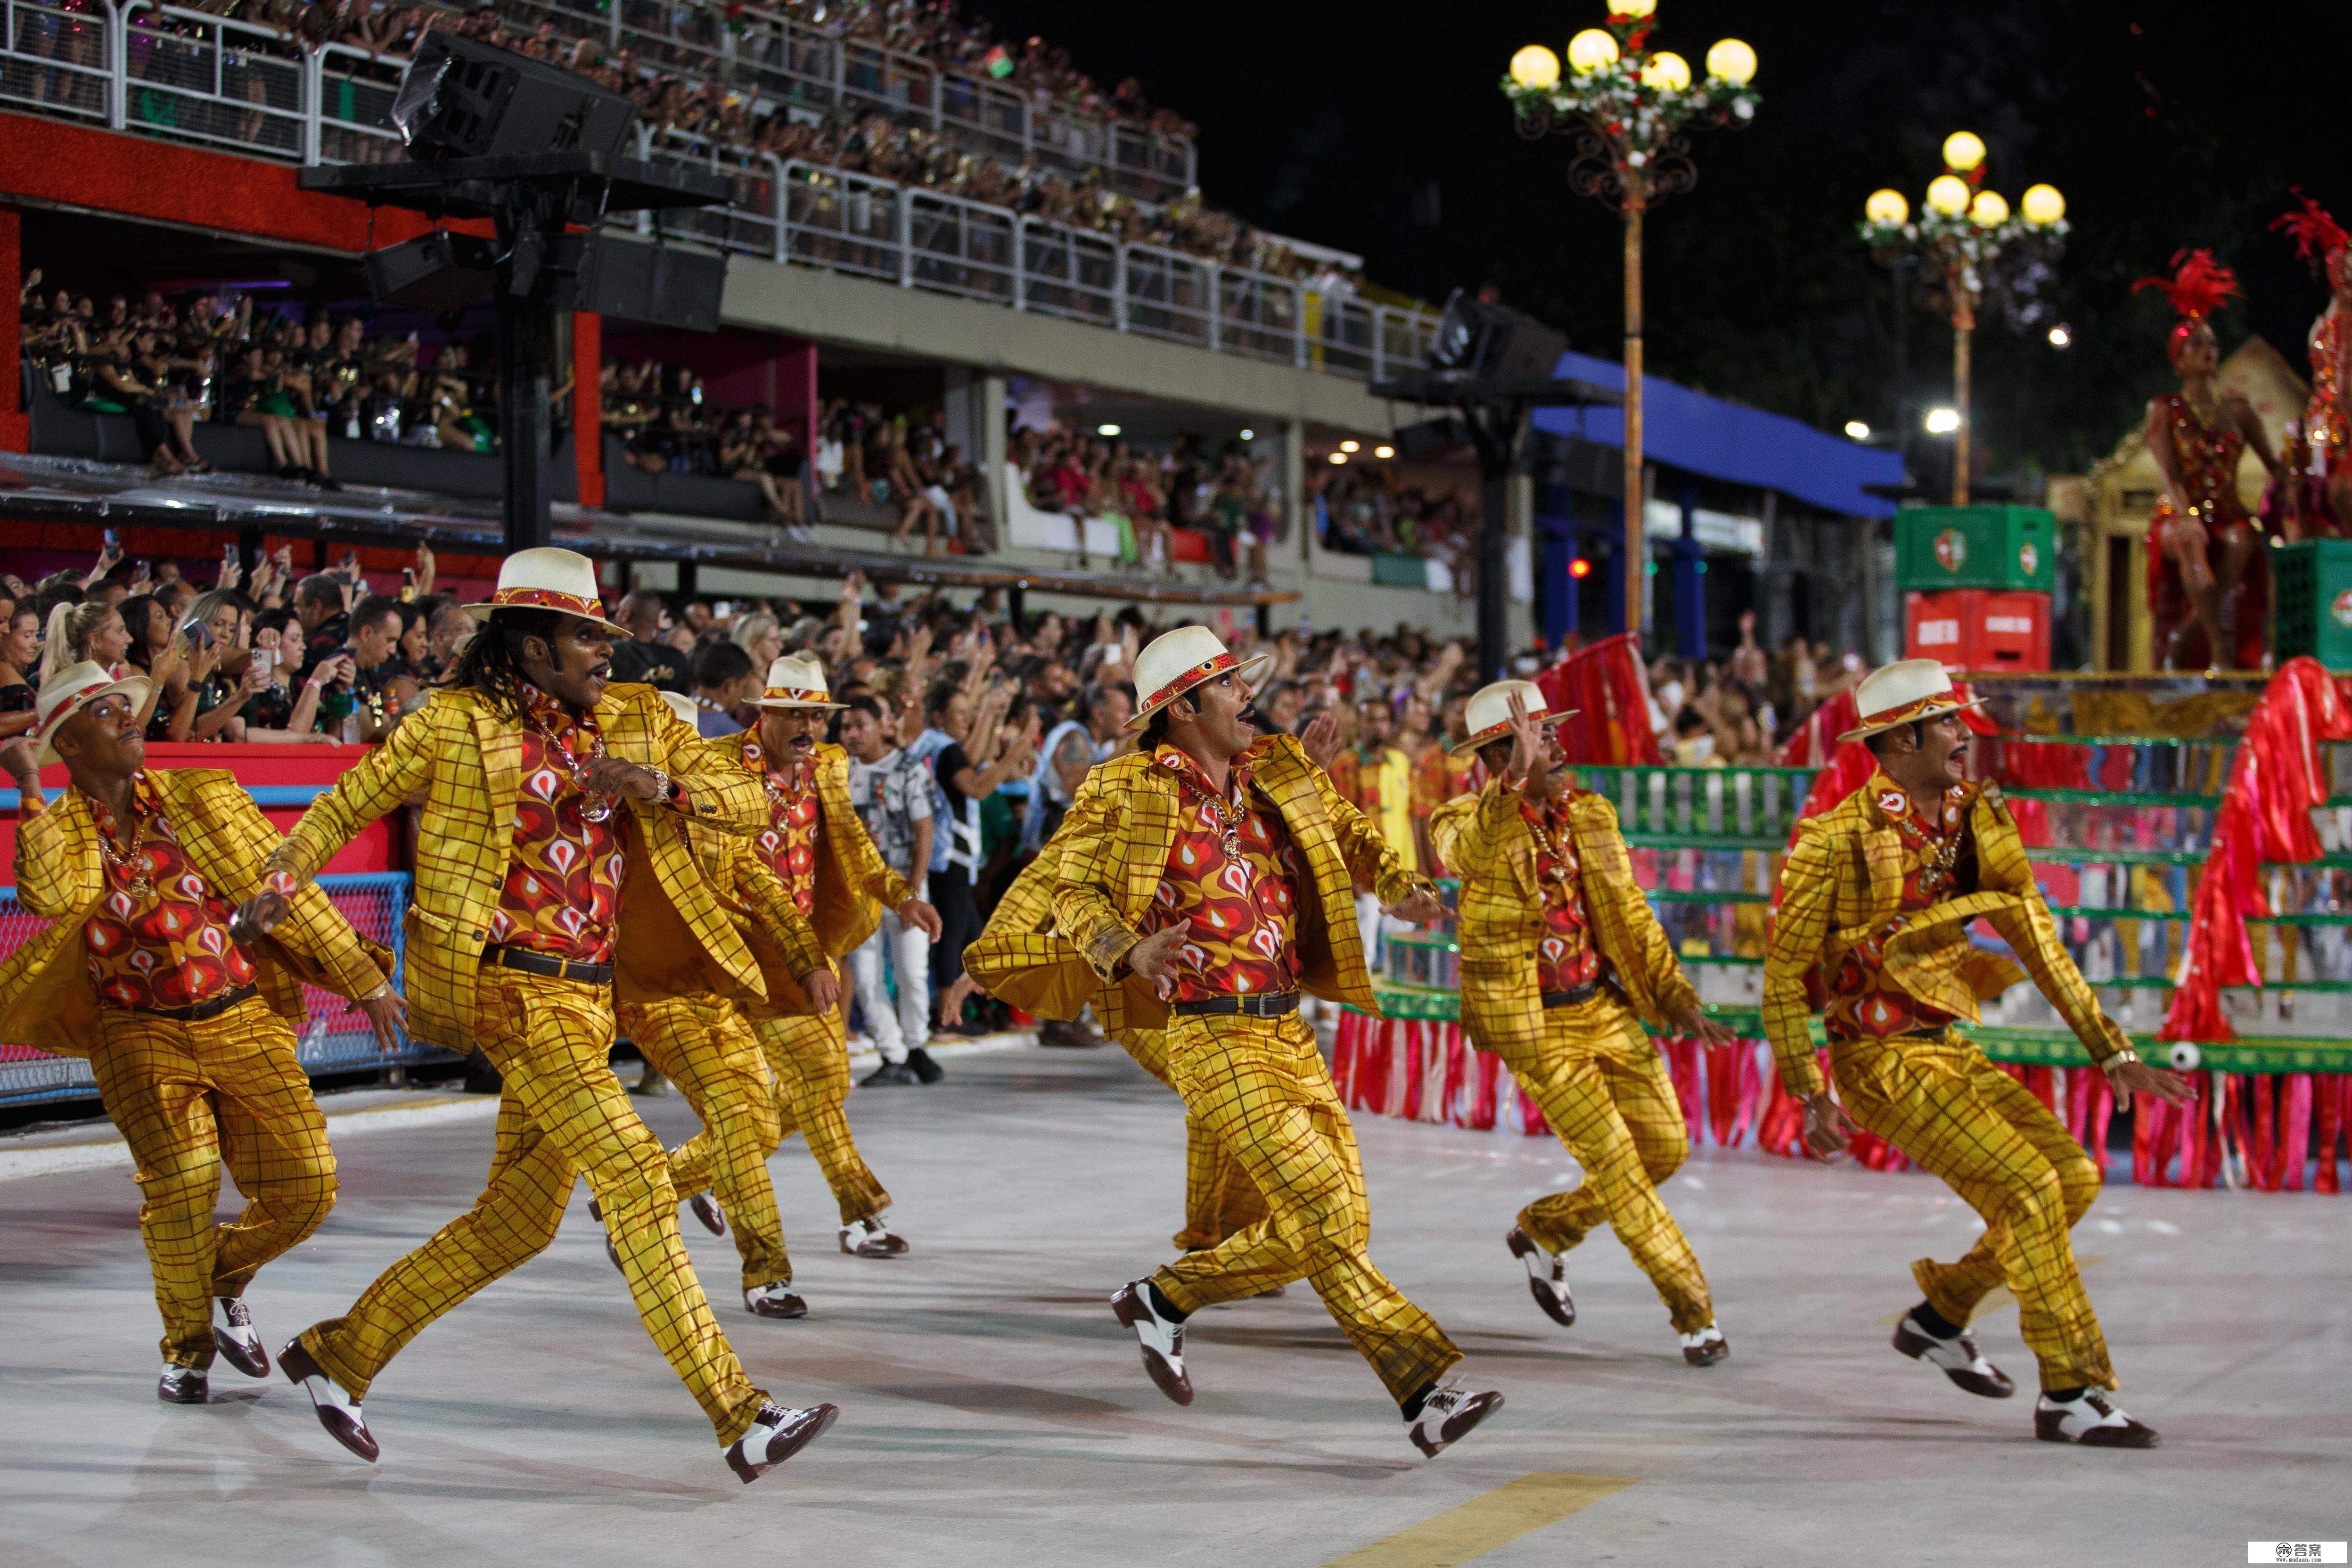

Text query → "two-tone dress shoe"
[745,1282,809,1319]
[689,1190,728,1236]
[1505,1227,1575,1327]
[1407,1379,1505,1456]
[157,1364,208,1404]
[280,1336,377,1462]
[838,1216,909,1257]
[1680,1324,1730,1366]
[724,1400,839,1484]
[2035,1390,2160,1448]
[212,1297,270,1378]
[1109,1281,1191,1406]
[1893,1312,2015,1398]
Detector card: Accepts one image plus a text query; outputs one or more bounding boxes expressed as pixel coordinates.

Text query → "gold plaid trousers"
[1508,995,1713,1335]
[670,971,892,1228]
[90,997,336,1370]
[1832,1033,2114,1392]
[300,966,770,1445]
[618,994,789,1290]
[1151,1011,1461,1407]
[1116,1026,1268,1251]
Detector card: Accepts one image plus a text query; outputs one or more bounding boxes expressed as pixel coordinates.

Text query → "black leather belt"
[1541,981,1604,1009]
[482,944,613,985]
[1170,991,1301,1019]
[127,985,258,1023]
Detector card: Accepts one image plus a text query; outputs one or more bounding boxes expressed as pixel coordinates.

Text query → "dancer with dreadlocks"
[232,549,838,1484]
[2132,248,2298,669]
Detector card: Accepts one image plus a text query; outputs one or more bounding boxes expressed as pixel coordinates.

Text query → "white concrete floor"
[0,1043,2345,1567]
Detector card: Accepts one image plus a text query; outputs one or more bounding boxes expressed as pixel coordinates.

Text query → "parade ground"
[0,1043,2343,1568]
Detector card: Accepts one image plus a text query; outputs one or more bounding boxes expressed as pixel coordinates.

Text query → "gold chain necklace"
[94,787,157,901]
[1524,805,1575,884]
[1173,767,1248,860]
[525,702,615,823]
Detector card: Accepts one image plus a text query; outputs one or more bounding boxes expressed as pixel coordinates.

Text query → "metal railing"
[0,16,1441,382]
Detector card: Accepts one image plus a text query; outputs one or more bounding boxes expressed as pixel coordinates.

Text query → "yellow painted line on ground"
[1319,1472,1639,1568]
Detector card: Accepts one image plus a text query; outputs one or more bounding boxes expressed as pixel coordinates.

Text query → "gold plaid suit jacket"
[1429,782,1700,1062]
[617,805,832,1019]
[1763,772,2128,1097]
[802,740,915,962]
[964,822,1159,1037]
[267,684,765,1053]
[0,769,390,1059]
[983,733,1429,1031]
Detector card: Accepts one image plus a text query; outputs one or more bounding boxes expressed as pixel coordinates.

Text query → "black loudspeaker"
[361,230,497,311]
[389,33,637,162]
[1428,289,1569,383]
[575,236,727,332]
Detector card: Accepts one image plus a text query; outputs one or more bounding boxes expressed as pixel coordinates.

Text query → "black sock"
[1909,1302,1964,1340]
[1146,1281,1189,1324]
[2045,1386,2086,1403]
[1400,1380,1436,1423]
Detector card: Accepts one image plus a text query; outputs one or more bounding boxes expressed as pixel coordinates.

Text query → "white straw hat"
[29,660,154,767]
[1449,678,1576,760]
[1836,658,1985,744]
[750,652,847,711]
[1126,626,1273,733]
[461,547,630,637]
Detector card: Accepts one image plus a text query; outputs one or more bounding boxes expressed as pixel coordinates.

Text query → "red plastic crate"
[1904,589,2051,671]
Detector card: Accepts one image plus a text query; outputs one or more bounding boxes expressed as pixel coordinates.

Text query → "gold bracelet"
[2099,1048,2140,1078]
[359,980,393,1003]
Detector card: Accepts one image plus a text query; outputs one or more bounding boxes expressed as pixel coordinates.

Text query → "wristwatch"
[646,764,672,803]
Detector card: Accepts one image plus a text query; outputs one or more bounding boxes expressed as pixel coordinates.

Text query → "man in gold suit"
[605,689,842,1321]
[985,625,1503,1457]
[664,653,940,1262]
[1429,680,1734,1366]
[1765,659,2195,1449]
[235,549,836,1484]
[0,663,400,1407]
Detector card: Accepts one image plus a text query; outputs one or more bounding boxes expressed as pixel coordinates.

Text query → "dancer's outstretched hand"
[1127,920,1192,999]
[2112,1058,2196,1106]
[1382,888,1447,927]
[802,967,840,1017]
[1803,1091,1861,1162]
[1669,1001,1738,1046]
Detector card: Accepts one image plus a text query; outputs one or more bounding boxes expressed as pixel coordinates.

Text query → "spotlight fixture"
[1340,440,1360,453]
[1374,444,1396,459]
[1328,452,1347,465]
[1097,423,1122,436]
[1925,407,1961,435]
[2047,325,2072,348]
[1843,419,1871,441]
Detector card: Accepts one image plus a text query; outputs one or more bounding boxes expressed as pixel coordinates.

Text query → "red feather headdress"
[2132,248,2241,364]
[2270,188,2350,273]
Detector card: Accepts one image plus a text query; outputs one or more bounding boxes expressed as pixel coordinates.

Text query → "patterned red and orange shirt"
[1139,744,1303,1003]
[486,687,627,963]
[1823,776,1972,1041]
[82,773,258,1011]
[743,734,821,916]
[1523,795,1602,995]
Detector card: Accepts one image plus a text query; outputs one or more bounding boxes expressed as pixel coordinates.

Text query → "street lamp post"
[1505,5,1757,643]
[1861,133,2067,506]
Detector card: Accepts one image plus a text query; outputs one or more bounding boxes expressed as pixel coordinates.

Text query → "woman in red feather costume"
[2272,191,2352,534]
[2134,249,2296,670]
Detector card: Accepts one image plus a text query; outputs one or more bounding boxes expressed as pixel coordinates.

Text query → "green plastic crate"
[1893,506,2056,592]
[2272,539,2352,669]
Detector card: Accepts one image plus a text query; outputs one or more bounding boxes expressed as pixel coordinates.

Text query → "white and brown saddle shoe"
[745,1282,810,1319]
[1407,1379,1505,1457]
[1506,1227,1575,1327]
[838,1216,909,1257]
[2035,1390,2160,1448]
[280,1336,377,1462]
[1109,1281,1192,1406]
[1893,1312,2015,1398]
[157,1364,208,1404]
[724,1400,839,1484]
[689,1190,728,1236]
[212,1297,270,1378]
[1680,1324,1730,1366]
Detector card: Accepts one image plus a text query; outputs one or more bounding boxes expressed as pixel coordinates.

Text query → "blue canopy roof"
[1533,350,1902,519]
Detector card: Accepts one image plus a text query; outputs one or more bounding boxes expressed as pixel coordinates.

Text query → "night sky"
[983,0,2351,485]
